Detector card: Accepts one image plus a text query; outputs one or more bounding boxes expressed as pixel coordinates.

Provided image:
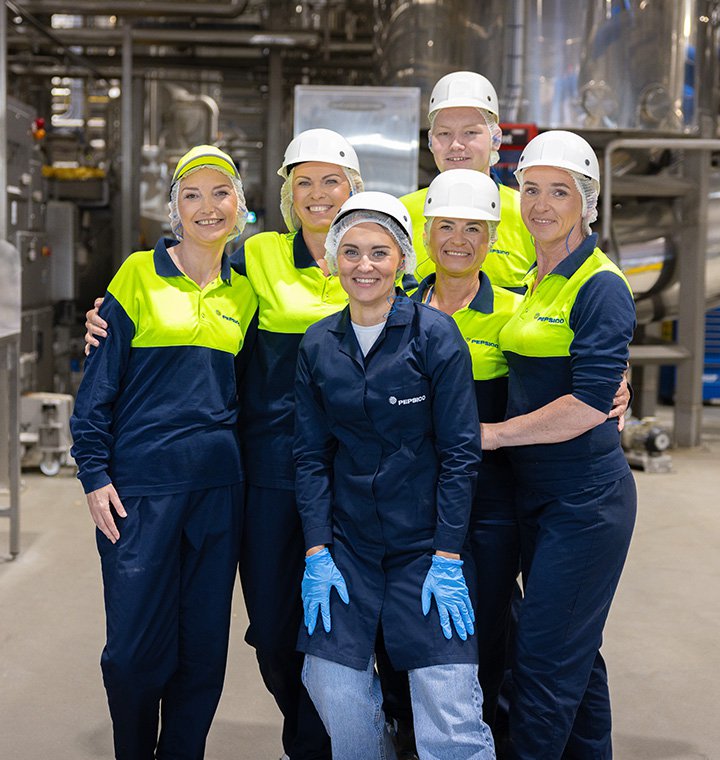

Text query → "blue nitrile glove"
[302,547,350,635]
[421,555,475,641]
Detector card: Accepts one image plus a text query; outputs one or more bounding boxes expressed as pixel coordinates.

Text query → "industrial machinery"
[19,392,75,477]
[0,0,718,502]
[621,417,674,473]
[0,237,21,555]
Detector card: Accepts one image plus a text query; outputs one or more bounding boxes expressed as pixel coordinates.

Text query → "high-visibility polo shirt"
[498,234,636,493]
[401,182,536,291]
[411,272,522,503]
[71,237,258,496]
[229,230,348,489]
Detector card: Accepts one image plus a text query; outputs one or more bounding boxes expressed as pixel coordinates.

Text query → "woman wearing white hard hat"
[84,129,363,759]
[400,70,536,290]
[481,130,637,759]
[71,145,257,758]
[409,169,523,739]
[294,190,495,760]
[231,129,361,760]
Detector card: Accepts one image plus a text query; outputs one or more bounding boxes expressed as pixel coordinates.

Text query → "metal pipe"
[6,0,107,79]
[1,0,8,242]
[121,22,134,264]
[602,137,720,447]
[8,339,20,556]
[9,26,320,48]
[601,138,720,245]
[263,49,284,233]
[17,0,252,17]
[502,0,525,122]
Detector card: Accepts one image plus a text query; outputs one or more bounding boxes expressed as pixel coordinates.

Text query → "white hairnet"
[168,164,247,242]
[516,167,599,238]
[280,165,364,232]
[423,218,498,253]
[325,210,416,277]
[429,108,502,167]
[568,170,599,237]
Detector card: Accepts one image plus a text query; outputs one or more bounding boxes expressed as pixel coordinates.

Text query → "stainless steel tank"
[376,0,707,133]
[374,0,720,319]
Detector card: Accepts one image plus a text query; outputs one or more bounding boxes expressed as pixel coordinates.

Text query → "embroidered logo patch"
[389,395,426,406]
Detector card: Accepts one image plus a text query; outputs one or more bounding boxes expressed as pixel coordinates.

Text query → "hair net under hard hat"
[429,108,502,167]
[279,165,364,233]
[515,166,599,238]
[324,210,416,277]
[168,164,247,242]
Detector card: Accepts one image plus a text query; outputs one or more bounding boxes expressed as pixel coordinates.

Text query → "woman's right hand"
[84,297,107,355]
[301,547,350,635]
[86,483,127,543]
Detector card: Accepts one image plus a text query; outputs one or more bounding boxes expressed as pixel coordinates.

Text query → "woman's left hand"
[608,371,631,432]
[421,554,475,640]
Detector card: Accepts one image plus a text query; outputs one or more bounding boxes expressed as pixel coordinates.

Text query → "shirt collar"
[293,230,318,269]
[411,272,494,314]
[548,233,598,279]
[329,288,412,335]
[468,271,495,313]
[521,233,598,287]
[153,237,233,285]
[154,238,183,276]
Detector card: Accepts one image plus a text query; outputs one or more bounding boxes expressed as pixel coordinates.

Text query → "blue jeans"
[302,654,496,760]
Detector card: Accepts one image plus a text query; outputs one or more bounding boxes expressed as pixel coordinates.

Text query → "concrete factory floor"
[1,405,719,760]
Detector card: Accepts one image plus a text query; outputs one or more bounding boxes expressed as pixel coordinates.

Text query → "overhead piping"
[6,0,107,79]
[9,25,321,48]
[12,0,252,18]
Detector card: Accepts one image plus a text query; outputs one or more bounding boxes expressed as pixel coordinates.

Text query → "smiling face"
[427,217,490,278]
[177,167,238,247]
[336,222,403,311]
[429,107,492,174]
[291,161,352,233]
[520,165,584,252]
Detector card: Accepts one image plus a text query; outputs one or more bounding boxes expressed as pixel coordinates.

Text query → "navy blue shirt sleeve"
[70,293,135,493]
[424,314,483,552]
[227,243,247,276]
[569,271,636,413]
[293,337,338,550]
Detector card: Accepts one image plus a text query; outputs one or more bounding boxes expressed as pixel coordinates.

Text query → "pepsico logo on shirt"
[534,313,565,325]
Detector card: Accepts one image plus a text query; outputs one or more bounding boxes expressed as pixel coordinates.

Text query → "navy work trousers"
[97,483,243,760]
[239,484,331,760]
[510,474,637,760]
[470,493,521,734]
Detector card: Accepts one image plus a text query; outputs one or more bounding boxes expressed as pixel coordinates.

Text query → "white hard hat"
[428,71,499,120]
[514,130,600,185]
[424,169,501,221]
[278,128,360,178]
[333,191,413,241]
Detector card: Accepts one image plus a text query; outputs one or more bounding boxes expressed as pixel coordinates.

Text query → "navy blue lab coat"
[293,296,482,672]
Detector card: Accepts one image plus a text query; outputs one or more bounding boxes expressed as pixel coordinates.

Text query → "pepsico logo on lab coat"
[388,395,427,406]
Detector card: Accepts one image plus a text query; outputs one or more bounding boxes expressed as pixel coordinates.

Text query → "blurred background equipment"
[2,0,720,551]
[621,416,674,474]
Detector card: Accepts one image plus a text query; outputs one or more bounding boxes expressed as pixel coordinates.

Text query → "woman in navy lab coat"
[481,131,637,760]
[293,190,496,760]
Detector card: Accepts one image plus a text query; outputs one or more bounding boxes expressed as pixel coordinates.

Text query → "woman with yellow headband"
[83,131,363,760]
[70,145,257,759]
